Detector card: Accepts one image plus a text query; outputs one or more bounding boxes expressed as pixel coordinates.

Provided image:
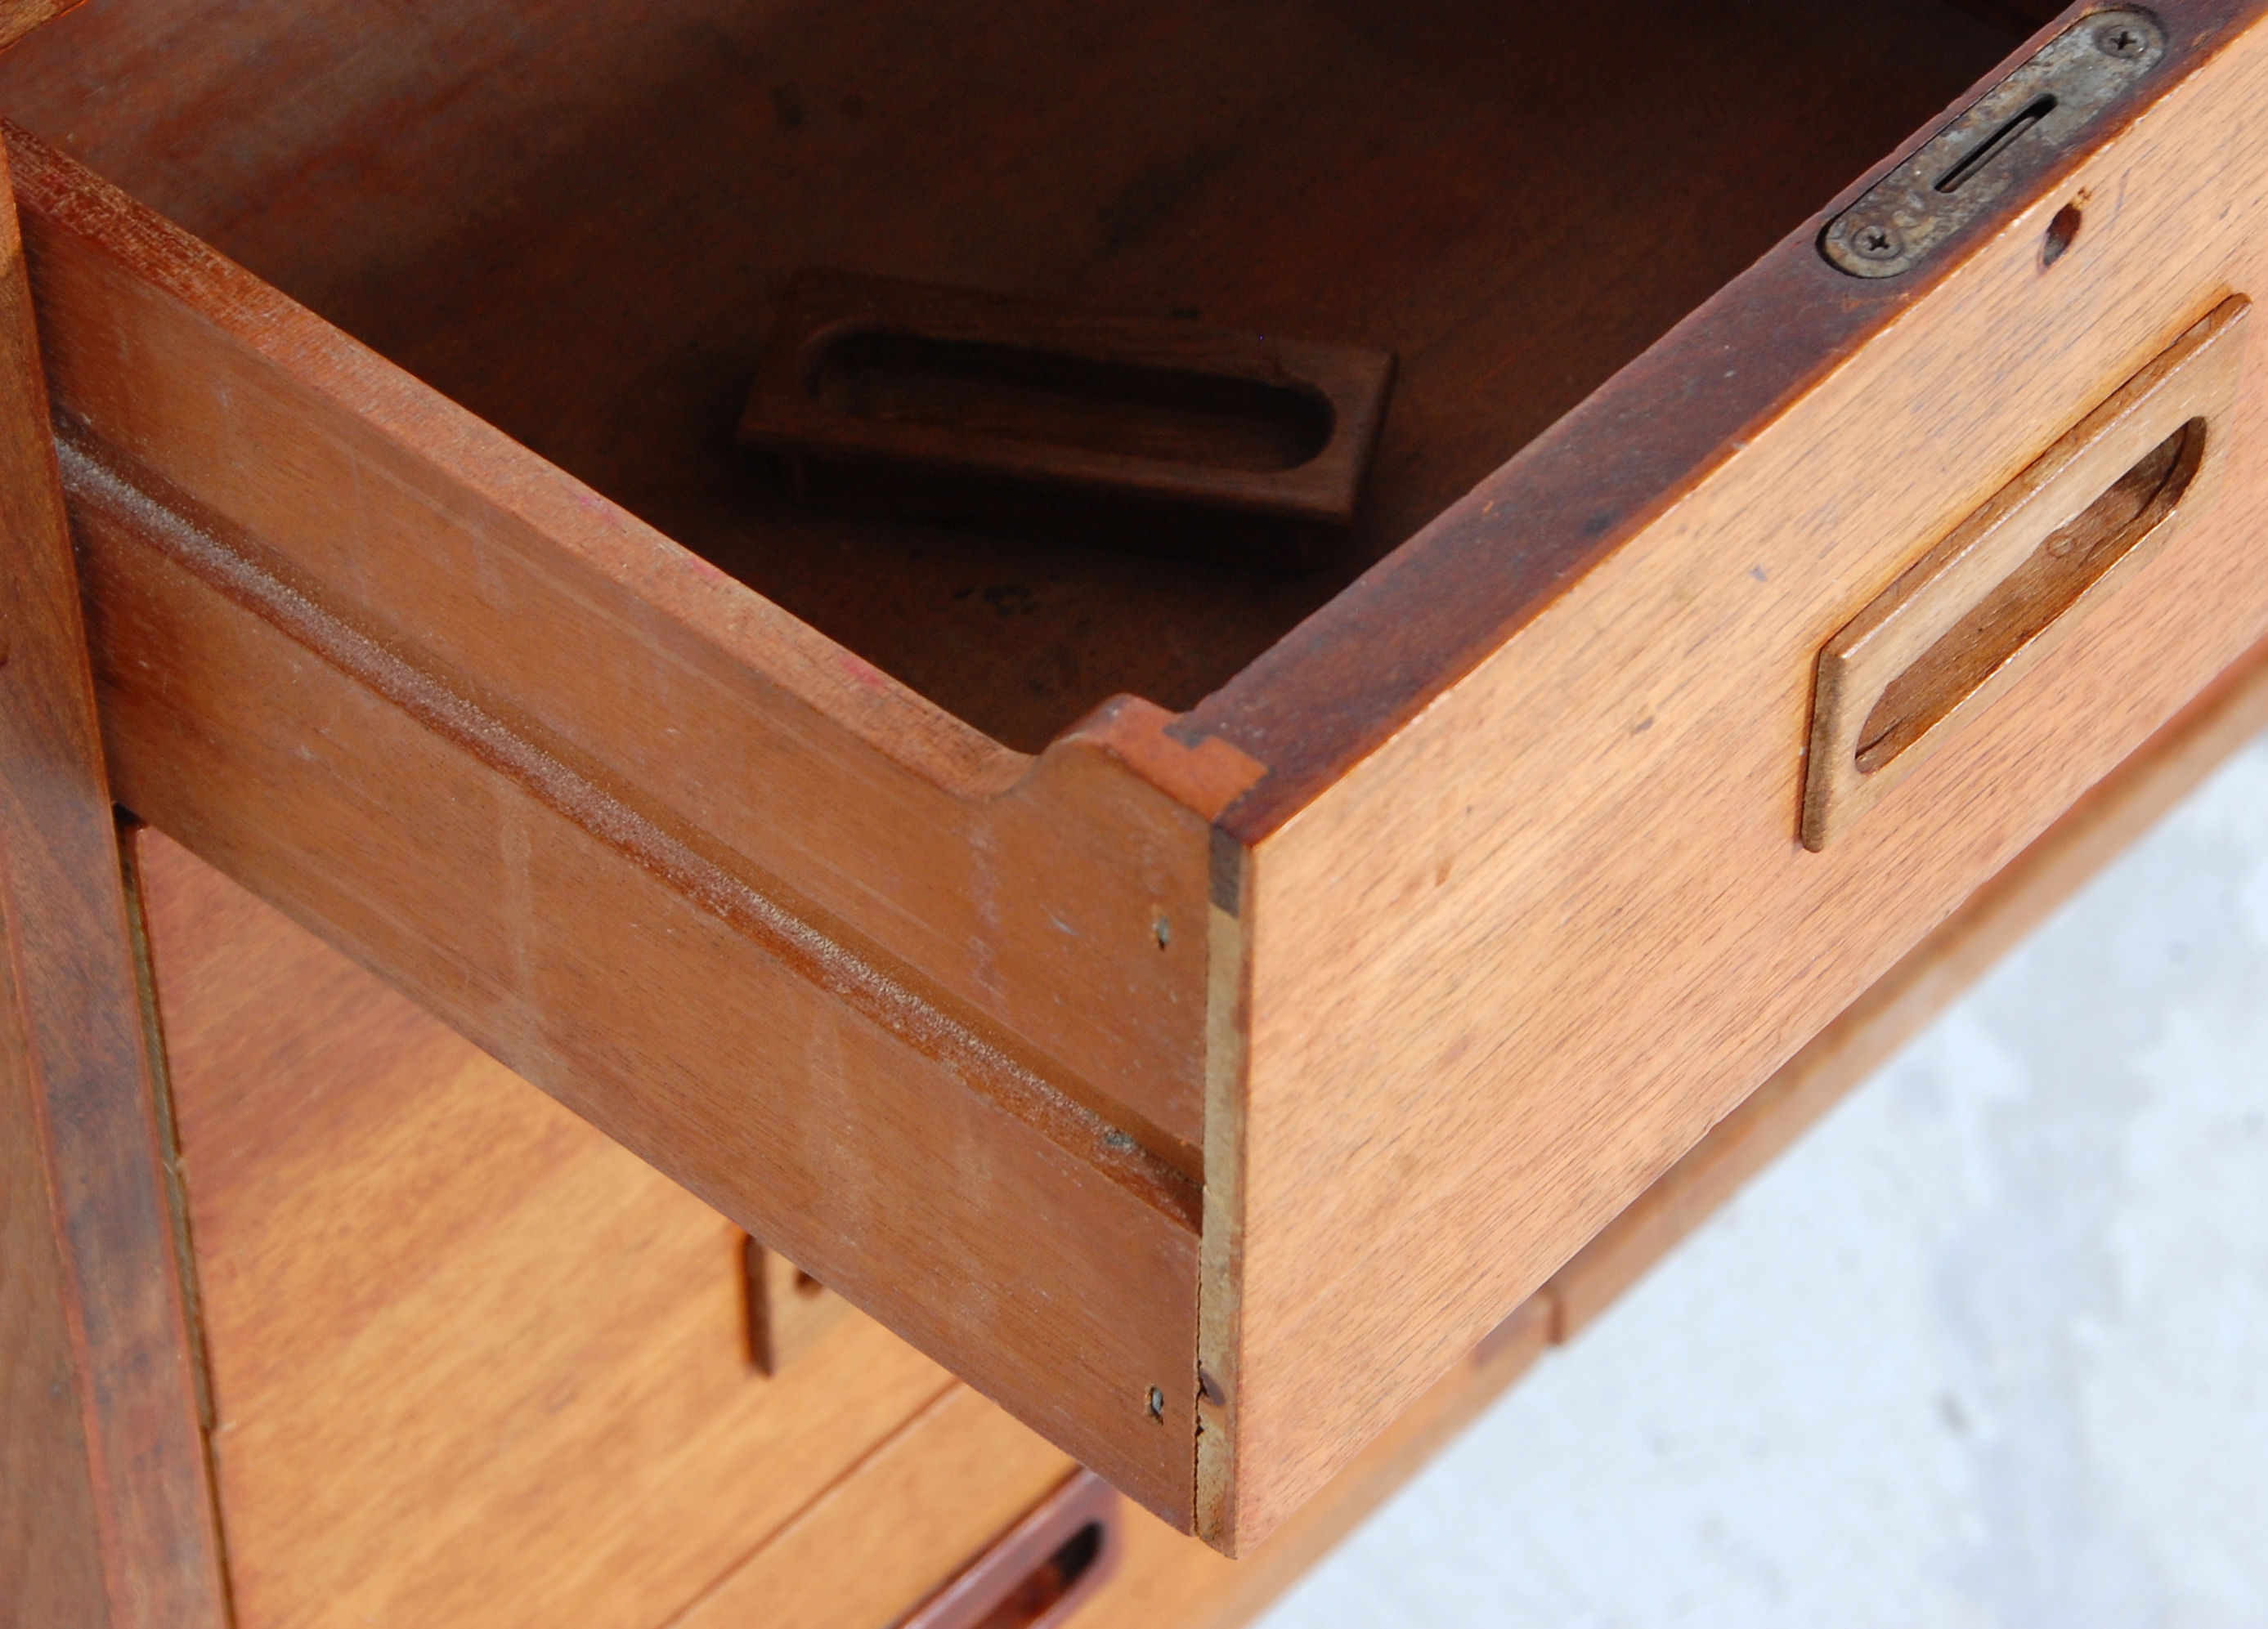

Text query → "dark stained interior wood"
[0,0,83,52]
[0,0,2023,751]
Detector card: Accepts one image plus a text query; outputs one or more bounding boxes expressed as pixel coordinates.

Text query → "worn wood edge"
[0,140,226,1629]
[1547,621,2268,1338]
[1190,1298,1553,1628]
[0,0,83,53]
[1185,0,2266,841]
[110,824,219,1441]
[1195,835,1253,1551]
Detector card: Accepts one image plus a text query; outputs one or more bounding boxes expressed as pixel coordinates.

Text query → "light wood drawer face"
[1223,18,2268,1539]
[131,830,956,1629]
[7,0,2266,1559]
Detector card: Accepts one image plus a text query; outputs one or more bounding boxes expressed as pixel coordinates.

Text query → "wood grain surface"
[0,0,2226,1556]
[1214,7,2268,1546]
[0,0,80,51]
[1118,621,2268,1618]
[0,139,225,1629]
[132,828,966,1629]
[0,0,2025,752]
[670,1386,1074,1629]
[1184,2,2259,830]
[11,128,1212,1522]
[1804,298,2247,848]
[1547,620,2268,1340]
[0,114,1218,1166]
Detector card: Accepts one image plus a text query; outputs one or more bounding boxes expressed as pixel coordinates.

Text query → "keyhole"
[1934,95,2057,195]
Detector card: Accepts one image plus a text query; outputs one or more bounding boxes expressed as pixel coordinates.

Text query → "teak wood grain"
[8,0,2266,1560]
[1099,623,2268,1623]
[1803,297,2248,848]
[12,129,1219,1524]
[0,141,223,1629]
[1548,622,2268,1340]
[1205,7,2268,1543]
[0,0,2026,754]
[0,0,78,51]
[130,828,966,1629]
[803,616,2268,1627]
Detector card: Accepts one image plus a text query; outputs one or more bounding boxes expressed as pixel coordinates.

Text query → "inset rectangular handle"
[737,270,1396,567]
[895,1470,1119,1629]
[1801,295,2250,850]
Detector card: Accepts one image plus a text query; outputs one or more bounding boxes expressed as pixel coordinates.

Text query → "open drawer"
[9,0,2268,1552]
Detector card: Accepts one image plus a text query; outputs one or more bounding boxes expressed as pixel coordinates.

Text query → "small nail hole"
[1153,915,1171,949]
[2042,203,2082,268]
[1145,1385,1166,1420]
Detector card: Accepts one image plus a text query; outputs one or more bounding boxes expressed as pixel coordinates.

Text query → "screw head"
[1849,222,1904,262]
[2095,21,2148,59]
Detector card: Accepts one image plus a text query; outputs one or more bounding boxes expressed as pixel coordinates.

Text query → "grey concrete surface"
[1255,732,2268,1628]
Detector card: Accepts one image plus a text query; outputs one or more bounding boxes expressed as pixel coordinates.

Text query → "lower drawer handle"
[896,1470,1120,1629]
[1802,295,2251,850]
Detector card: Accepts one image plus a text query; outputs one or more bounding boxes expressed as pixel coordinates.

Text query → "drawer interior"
[0,0,2026,751]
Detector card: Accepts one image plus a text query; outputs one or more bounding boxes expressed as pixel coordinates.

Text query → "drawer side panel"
[82,497,1201,1524]
[5,123,1215,1166]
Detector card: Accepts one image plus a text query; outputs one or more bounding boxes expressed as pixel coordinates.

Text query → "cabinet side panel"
[0,928,107,1629]
[1230,19,2268,1542]
[0,141,225,1629]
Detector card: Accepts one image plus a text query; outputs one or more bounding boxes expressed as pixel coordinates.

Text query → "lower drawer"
[131,830,953,1629]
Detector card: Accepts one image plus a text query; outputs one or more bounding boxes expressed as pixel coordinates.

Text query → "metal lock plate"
[1821,9,2166,279]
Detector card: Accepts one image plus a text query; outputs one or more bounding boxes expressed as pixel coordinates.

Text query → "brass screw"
[2095,21,2148,59]
[1851,222,1903,262]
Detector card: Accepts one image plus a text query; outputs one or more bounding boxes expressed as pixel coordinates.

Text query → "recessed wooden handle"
[1801,295,2251,850]
[737,270,1396,566]
[896,1470,1119,1629]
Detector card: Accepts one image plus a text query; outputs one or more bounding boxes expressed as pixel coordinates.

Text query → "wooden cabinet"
[9,2,2268,1619]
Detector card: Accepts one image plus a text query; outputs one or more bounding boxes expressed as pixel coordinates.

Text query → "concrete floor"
[1256,732,2268,1628]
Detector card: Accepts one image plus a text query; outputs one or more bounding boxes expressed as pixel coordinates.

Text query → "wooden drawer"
[128,828,959,1628]
[7,0,2268,1553]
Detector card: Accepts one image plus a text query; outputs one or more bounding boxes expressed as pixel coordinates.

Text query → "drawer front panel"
[132,830,953,1629]
[1222,12,2268,1541]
